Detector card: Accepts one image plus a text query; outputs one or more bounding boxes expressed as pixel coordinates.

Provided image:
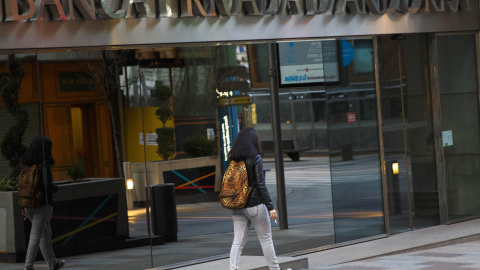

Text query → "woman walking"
[227,128,280,270]
[21,135,65,270]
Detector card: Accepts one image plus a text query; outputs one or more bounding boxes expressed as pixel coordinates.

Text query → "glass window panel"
[327,39,385,243]
[251,41,335,254]
[247,44,269,89]
[379,34,440,234]
[42,49,130,256]
[436,34,480,221]
[171,47,218,154]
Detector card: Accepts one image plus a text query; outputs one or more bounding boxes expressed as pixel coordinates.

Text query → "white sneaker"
[53,260,65,270]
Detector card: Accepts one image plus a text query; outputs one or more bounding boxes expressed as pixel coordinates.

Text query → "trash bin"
[341,143,353,161]
[149,183,178,242]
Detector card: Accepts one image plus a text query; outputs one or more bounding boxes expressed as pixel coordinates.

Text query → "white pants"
[230,204,280,270]
[24,205,58,270]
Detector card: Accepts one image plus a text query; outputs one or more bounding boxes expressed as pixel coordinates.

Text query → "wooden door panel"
[43,105,73,181]
[87,105,98,165]
[103,165,112,177]
[93,165,100,177]
[95,102,114,178]
[97,103,111,164]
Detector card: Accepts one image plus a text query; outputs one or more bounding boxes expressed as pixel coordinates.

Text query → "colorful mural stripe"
[52,212,118,244]
[61,194,113,245]
[171,170,207,193]
[176,172,215,188]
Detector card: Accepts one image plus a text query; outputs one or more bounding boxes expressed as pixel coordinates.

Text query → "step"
[149,256,308,270]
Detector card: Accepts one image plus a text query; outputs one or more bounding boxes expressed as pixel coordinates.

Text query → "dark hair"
[227,127,263,162]
[21,135,55,166]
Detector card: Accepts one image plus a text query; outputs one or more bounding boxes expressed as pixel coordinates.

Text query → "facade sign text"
[0,0,471,22]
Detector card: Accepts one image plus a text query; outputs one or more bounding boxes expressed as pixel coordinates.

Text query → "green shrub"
[156,128,176,160]
[153,83,172,103]
[183,136,217,158]
[67,160,86,182]
[0,173,19,191]
[155,107,173,125]
[154,82,176,160]
[0,55,27,191]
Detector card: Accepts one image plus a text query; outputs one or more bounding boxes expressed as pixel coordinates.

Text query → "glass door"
[326,38,385,243]
[378,34,440,234]
[435,33,480,222]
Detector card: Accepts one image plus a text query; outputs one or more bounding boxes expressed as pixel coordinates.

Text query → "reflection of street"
[129,156,336,239]
[124,155,389,267]
[129,155,388,239]
[263,157,334,227]
[264,157,332,187]
[174,156,336,238]
[330,154,385,242]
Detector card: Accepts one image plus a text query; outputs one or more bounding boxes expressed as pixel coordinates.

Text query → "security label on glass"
[442,130,453,147]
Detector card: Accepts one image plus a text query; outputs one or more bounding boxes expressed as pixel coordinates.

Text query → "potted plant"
[67,159,86,182]
[0,55,29,261]
[0,55,28,191]
[154,82,176,160]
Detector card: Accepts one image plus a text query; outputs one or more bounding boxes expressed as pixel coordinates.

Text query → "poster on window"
[140,132,158,145]
[347,112,357,123]
[277,40,339,86]
[442,130,453,147]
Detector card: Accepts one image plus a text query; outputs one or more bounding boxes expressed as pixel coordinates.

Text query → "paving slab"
[149,256,308,270]
[298,218,480,268]
[308,241,480,269]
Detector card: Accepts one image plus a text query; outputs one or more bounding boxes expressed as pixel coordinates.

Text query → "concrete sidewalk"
[2,218,480,270]
[311,241,480,269]
[161,218,480,270]
[300,218,480,269]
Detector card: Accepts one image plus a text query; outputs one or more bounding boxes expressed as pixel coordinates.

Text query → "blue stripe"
[62,194,113,245]
[171,170,207,193]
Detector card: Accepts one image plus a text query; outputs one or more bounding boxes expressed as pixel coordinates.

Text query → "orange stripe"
[177,172,216,188]
[51,213,117,243]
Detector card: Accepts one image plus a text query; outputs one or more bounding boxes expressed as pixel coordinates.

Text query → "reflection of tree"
[0,55,28,190]
[172,46,240,156]
[154,83,175,160]
[173,47,217,118]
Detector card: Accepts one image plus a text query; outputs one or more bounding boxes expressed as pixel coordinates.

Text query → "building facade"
[0,0,479,264]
